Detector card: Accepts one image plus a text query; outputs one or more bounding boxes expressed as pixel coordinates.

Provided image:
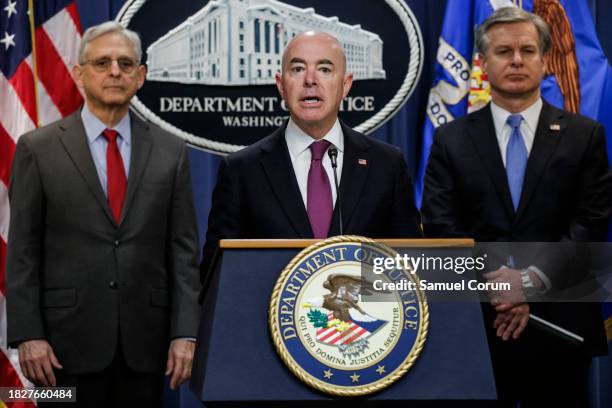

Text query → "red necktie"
[102,129,126,223]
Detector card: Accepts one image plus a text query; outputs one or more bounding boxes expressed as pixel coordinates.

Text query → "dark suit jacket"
[201,121,422,281]
[422,101,612,355]
[6,112,201,374]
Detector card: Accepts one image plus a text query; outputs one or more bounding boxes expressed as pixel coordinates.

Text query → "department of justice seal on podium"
[269,236,429,396]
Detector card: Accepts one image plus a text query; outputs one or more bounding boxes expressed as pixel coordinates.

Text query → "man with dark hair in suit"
[7,22,200,407]
[201,31,422,279]
[421,7,612,407]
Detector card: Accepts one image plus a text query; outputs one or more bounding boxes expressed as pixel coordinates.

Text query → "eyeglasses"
[82,57,139,73]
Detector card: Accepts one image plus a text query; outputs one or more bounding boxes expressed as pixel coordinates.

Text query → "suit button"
[109,281,118,289]
[114,240,120,247]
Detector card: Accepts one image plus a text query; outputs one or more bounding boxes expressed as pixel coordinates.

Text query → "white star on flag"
[0,31,15,50]
[4,0,17,18]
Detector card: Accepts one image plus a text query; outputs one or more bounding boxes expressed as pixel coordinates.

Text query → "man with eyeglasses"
[6,21,200,407]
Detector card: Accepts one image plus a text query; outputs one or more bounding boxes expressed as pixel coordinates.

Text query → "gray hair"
[476,7,551,55]
[78,21,142,64]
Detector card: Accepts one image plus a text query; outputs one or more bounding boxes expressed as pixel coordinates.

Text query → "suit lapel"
[467,105,515,220]
[260,126,313,237]
[57,112,116,226]
[515,102,564,220]
[120,113,152,225]
[331,122,370,234]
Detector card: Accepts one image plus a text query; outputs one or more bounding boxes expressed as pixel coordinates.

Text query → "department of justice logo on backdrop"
[117,0,423,154]
[269,236,428,396]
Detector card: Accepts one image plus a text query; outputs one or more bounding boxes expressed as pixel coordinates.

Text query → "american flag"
[315,312,385,346]
[1,1,83,405]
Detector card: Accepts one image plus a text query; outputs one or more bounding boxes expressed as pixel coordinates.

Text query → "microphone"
[328,147,343,235]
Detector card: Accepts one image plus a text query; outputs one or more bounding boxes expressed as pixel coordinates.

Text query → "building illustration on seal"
[146,0,386,86]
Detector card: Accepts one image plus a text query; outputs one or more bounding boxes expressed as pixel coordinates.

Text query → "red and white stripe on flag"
[315,313,370,346]
[1,1,83,405]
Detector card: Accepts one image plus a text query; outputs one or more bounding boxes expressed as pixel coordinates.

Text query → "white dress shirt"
[490,98,542,166]
[285,118,344,208]
[81,104,132,197]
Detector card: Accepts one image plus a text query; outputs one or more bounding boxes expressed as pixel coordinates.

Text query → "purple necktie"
[307,140,333,239]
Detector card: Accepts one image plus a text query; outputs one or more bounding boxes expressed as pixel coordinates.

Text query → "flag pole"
[27,0,40,128]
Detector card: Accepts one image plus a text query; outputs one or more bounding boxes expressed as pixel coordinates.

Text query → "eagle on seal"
[309,274,378,322]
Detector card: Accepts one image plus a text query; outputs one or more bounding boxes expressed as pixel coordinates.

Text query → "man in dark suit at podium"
[421,7,612,406]
[201,31,422,279]
[6,22,200,406]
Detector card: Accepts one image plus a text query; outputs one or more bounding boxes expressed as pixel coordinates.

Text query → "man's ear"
[275,72,285,100]
[342,72,353,98]
[541,53,549,76]
[136,64,147,89]
[73,64,84,88]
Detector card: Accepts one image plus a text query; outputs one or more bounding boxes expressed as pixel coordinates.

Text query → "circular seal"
[269,236,428,396]
[116,0,423,154]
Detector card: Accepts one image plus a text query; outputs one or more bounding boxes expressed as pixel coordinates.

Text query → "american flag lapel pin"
[358,158,367,166]
[549,123,561,131]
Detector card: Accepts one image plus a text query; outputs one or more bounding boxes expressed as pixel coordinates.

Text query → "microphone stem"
[331,162,342,236]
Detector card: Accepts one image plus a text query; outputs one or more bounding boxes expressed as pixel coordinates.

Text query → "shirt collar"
[81,103,132,146]
[490,98,543,135]
[285,118,344,157]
